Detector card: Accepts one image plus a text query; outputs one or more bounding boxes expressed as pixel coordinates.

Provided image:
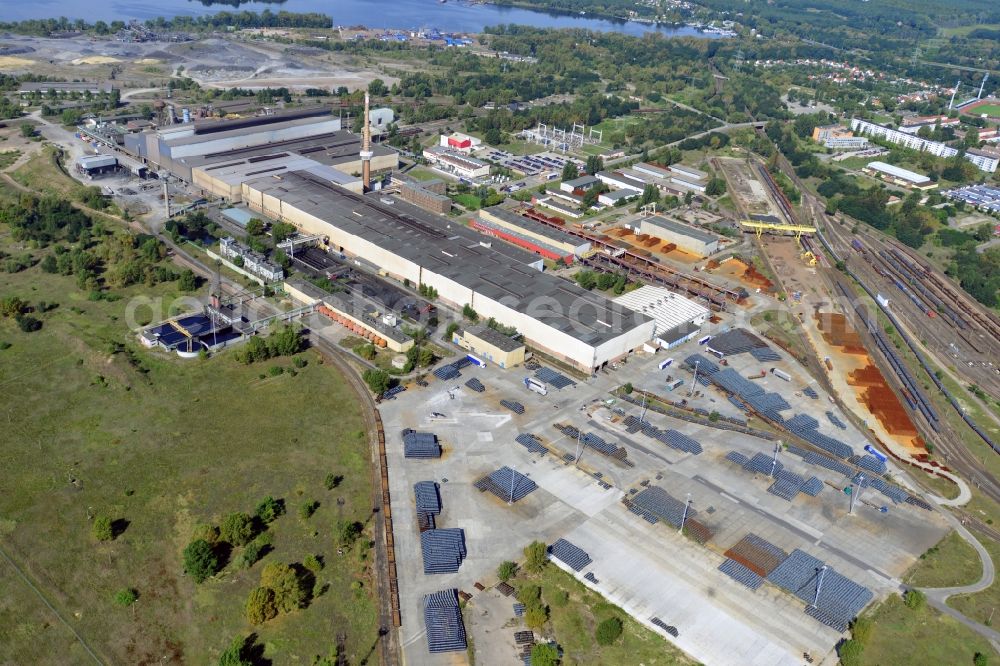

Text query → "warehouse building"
[560,175,600,193]
[639,215,722,257]
[863,161,937,190]
[422,146,490,180]
[241,172,655,371]
[475,206,591,264]
[453,326,526,368]
[193,154,362,201]
[614,285,709,349]
[439,132,482,153]
[598,189,637,206]
[596,170,647,194]
[370,107,395,135]
[124,107,343,180]
[76,154,118,177]
[395,179,452,214]
[535,196,584,219]
[219,237,284,281]
[20,81,116,95]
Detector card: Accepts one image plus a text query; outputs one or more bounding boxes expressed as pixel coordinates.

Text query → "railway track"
[313,336,402,666]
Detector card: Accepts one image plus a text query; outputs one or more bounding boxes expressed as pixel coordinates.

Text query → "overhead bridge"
[739,220,817,240]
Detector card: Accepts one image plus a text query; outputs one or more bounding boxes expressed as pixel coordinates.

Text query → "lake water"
[5,0,719,38]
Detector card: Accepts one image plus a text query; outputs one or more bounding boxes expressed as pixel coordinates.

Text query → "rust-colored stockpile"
[815,312,867,354]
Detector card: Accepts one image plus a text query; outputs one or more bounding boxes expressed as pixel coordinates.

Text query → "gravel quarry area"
[0,33,393,91]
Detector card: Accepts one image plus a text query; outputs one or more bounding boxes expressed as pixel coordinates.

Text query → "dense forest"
[0,10,331,36]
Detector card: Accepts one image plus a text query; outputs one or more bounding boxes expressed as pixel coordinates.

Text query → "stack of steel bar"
[402,429,442,459]
[802,386,819,399]
[414,480,441,532]
[724,533,788,576]
[515,433,549,455]
[548,538,592,571]
[766,549,873,632]
[433,363,462,381]
[651,617,679,637]
[420,529,467,574]
[474,466,537,503]
[535,367,575,388]
[465,377,485,393]
[501,399,525,414]
[423,589,467,652]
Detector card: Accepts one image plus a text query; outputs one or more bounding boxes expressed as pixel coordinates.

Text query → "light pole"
[509,466,516,505]
[679,493,692,534]
[812,565,828,608]
[770,440,781,478]
[850,474,864,514]
[689,360,700,397]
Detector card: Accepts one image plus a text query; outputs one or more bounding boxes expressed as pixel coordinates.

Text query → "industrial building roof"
[166,115,340,150]
[600,189,636,202]
[643,215,719,244]
[865,161,931,184]
[198,153,360,188]
[614,285,709,338]
[246,172,650,346]
[464,326,524,352]
[564,175,600,189]
[480,206,586,248]
[669,163,708,181]
[633,162,672,179]
[179,130,396,169]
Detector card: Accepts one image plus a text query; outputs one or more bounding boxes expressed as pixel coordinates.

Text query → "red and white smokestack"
[361,91,373,191]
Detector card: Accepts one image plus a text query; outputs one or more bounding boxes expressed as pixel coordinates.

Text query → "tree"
[270,222,297,244]
[362,368,391,395]
[20,123,34,138]
[178,269,198,292]
[218,635,254,666]
[255,496,284,524]
[462,303,478,321]
[304,554,324,573]
[595,617,623,645]
[92,515,114,541]
[497,561,518,582]
[574,270,597,290]
[260,562,307,612]
[267,325,303,356]
[335,519,363,547]
[245,586,278,624]
[245,218,265,236]
[524,540,548,573]
[324,472,342,490]
[974,653,989,666]
[183,539,220,583]
[191,523,220,544]
[368,78,388,97]
[585,155,604,175]
[561,161,579,181]
[622,382,633,394]
[530,643,559,666]
[705,177,727,196]
[220,512,254,546]
[114,587,138,607]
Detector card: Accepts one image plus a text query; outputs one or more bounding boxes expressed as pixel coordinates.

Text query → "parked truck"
[770,368,791,382]
[524,377,548,396]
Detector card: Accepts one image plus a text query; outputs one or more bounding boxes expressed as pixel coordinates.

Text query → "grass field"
[514,565,694,666]
[964,103,1000,118]
[0,257,378,663]
[452,192,482,210]
[904,530,982,588]
[950,538,1000,626]
[861,593,997,665]
[9,145,87,198]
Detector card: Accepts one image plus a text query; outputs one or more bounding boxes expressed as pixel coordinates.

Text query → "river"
[5,0,721,38]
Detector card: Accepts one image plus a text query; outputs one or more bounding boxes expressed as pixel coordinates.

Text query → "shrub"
[903,589,926,610]
[531,643,559,666]
[114,588,138,607]
[183,539,220,583]
[362,368,391,395]
[838,638,864,666]
[304,554,324,573]
[92,515,114,541]
[218,635,254,666]
[324,473,341,490]
[191,523,219,544]
[622,382,633,394]
[335,519,363,547]
[497,561,518,582]
[850,616,873,644]
[220,512,254,546]
[595,617,623,645]
[245,586,278,625]
[299,500,319,520]
[974,652,988,666]
[524,605,548,629]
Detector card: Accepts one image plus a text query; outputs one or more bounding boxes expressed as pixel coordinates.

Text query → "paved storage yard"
[379,330,949,665]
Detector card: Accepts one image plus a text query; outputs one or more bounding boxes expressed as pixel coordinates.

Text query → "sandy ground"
[0,56,35,69]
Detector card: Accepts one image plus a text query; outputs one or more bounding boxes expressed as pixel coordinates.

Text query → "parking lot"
[378,329,949,665]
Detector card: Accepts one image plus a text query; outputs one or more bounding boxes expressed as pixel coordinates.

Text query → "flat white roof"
[866,161,930,184]
[614,285,709,338]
